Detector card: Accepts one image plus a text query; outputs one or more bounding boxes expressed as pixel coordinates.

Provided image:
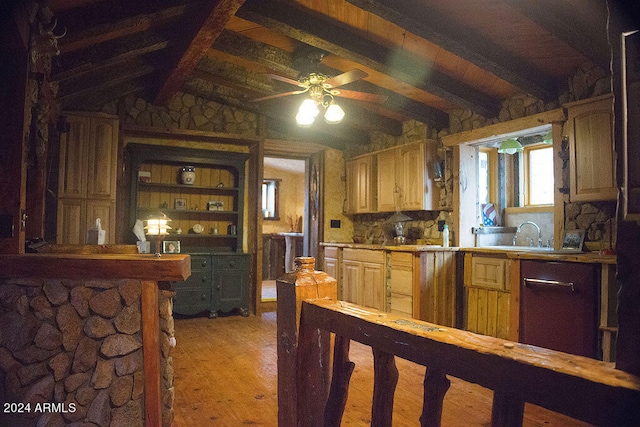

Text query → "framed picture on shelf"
[561,229,585,251]
[138,171,151,183]
[208,200,224,211]
[174,198,187,210]
[163,241,180,254]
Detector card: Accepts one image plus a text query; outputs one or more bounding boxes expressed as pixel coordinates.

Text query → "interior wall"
[262,158,305,234]
[323,148,353,243]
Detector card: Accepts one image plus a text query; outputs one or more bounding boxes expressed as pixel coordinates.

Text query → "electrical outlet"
[330,219,341,228]
[438,220,445,231]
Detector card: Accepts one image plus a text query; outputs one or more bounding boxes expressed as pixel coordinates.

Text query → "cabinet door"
[377,149,399,212]
[568,96,616,201]
[362,261,385,311]
[341,260,361,304]
[57,199,85,244]
[346,156,374,213]
[400,143,426,210]
[213,255,249,314]
[58,117,89,199]
[87,116,118,199]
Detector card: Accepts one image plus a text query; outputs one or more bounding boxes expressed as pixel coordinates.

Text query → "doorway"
[261,157,307,305]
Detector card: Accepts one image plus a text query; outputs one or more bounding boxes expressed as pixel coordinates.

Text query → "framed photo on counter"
[561,229,585,251]
[163,241,180,254]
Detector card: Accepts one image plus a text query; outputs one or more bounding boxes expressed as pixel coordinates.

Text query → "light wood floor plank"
[171,313,592,426]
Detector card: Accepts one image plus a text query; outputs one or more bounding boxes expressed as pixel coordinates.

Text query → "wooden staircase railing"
[277,257,640,427]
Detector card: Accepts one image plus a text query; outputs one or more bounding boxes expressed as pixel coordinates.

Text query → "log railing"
[277,257,640,427]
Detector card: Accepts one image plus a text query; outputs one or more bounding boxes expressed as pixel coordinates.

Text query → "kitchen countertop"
[320,242,616,263]
[320,242,458,252]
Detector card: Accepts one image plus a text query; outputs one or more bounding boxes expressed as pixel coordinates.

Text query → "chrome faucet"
[513,221,542,247]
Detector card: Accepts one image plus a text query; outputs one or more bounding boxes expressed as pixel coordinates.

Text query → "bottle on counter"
[442,224,450,247]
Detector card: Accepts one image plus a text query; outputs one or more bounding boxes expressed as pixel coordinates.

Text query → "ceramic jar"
[180,166,195,185]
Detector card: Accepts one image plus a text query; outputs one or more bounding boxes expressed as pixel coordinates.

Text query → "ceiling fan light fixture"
[498,138,523,155]
[296,99,320,127]
[324,102,345,123]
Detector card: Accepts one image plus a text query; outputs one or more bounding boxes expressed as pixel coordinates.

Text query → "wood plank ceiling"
[46,0,609,149]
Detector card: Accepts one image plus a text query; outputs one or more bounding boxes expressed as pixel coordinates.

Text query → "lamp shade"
[324,103,345,123]
[498,138,523,155]
[296,99,319,127]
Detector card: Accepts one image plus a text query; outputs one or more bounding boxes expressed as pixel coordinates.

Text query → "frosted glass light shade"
[324,103,345,123]
[296,99,319,126]
[498,138,523,154]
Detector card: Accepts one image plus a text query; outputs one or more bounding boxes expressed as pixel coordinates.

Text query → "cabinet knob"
[228,261,235,268]
[201,293,208,300]
[201,261,208,267]
[202,276,208,283]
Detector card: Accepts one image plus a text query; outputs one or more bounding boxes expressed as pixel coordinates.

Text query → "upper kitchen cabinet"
[566,95,617,202]
[377,141,440,212]
[345,155,375,214]
[57,112,119,244]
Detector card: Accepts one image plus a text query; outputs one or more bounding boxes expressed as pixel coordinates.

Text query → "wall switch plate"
[438,220,446,231]
[330,219,341,228]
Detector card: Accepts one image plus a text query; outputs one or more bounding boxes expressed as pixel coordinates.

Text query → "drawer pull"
[524,278,575,292]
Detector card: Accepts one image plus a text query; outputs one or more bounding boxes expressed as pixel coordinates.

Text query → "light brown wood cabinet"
[377,141,440,212]
[463,252,512,340]
[57,113,118,244]
[345,155,375,214]
[388,251,414,317]
[341,248,385,311]
[322,246,340,289]
[566,94,616,202]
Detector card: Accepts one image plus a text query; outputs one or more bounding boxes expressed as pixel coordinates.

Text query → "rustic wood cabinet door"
[400,143,426,210]
[345,156,374,213]
[376,149,399,212]
[567,95,616,201]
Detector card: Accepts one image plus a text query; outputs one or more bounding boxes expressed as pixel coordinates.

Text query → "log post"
[420,368,450,427]
[371,348,399,426]
[276,257,338,426]
[324,335,355,426]
[491,391,525,427]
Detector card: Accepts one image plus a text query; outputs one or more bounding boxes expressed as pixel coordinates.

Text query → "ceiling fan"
[250,69,388,125]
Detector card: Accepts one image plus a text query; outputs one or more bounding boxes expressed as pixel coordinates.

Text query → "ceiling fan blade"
[267,74,306,88]
[332,89,388,104]
[323,69,368,88]
[250,90,307,102]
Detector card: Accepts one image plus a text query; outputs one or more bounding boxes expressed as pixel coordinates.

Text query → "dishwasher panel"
[520,260,598,358]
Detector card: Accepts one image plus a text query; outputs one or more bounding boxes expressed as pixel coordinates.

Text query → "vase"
[180,166,195,185]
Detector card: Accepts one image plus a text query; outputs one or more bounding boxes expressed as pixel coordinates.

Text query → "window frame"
[523,143,554,206]
[262,179,281,220]
[478,146,499,205]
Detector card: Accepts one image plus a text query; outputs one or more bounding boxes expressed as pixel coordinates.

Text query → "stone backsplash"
[0,278,175,427]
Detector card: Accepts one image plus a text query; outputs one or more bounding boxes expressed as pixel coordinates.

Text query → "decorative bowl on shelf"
[192,223,204,234]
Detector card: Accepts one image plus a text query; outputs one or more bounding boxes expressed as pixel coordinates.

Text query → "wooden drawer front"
[183,271,209,287]
[214,254,249,271]
[324,247,339,258]
[389,267,413,295]
[470,256,507,290]
[390,252,413,268]
[390,293,413,317]
[173,286,212,315]
[190,255,210,271]
[343,248,384,264]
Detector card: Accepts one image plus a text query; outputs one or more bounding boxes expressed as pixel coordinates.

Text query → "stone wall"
[98,92,258,136]
[0,277,175,427]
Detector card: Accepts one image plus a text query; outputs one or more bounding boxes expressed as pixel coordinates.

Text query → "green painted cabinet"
[173,253,249,318]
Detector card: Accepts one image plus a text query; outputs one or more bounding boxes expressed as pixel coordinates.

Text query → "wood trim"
[0,253,191,281]
[508,259,520,342]
[441,109,566,147]
[141,280,162,427]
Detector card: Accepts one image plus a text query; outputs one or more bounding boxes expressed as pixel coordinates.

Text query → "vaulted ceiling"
[46,0,611,148]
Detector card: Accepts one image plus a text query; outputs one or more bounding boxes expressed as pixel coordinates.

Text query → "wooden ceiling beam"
[58,58,157,103]
[346,0,558,102]
[52,30,171,82]
[57,3,191,54]
[237,0,477,123]
[154,0,247,105]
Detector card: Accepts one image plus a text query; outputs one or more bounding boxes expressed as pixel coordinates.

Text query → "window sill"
[505,205,553,215]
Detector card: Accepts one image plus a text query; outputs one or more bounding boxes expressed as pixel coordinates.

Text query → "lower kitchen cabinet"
[464,253,513,340]
[173,253,249,318]
[342,248,385,311]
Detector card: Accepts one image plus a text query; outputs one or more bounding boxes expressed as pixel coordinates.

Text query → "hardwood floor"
[171,312,592,426]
